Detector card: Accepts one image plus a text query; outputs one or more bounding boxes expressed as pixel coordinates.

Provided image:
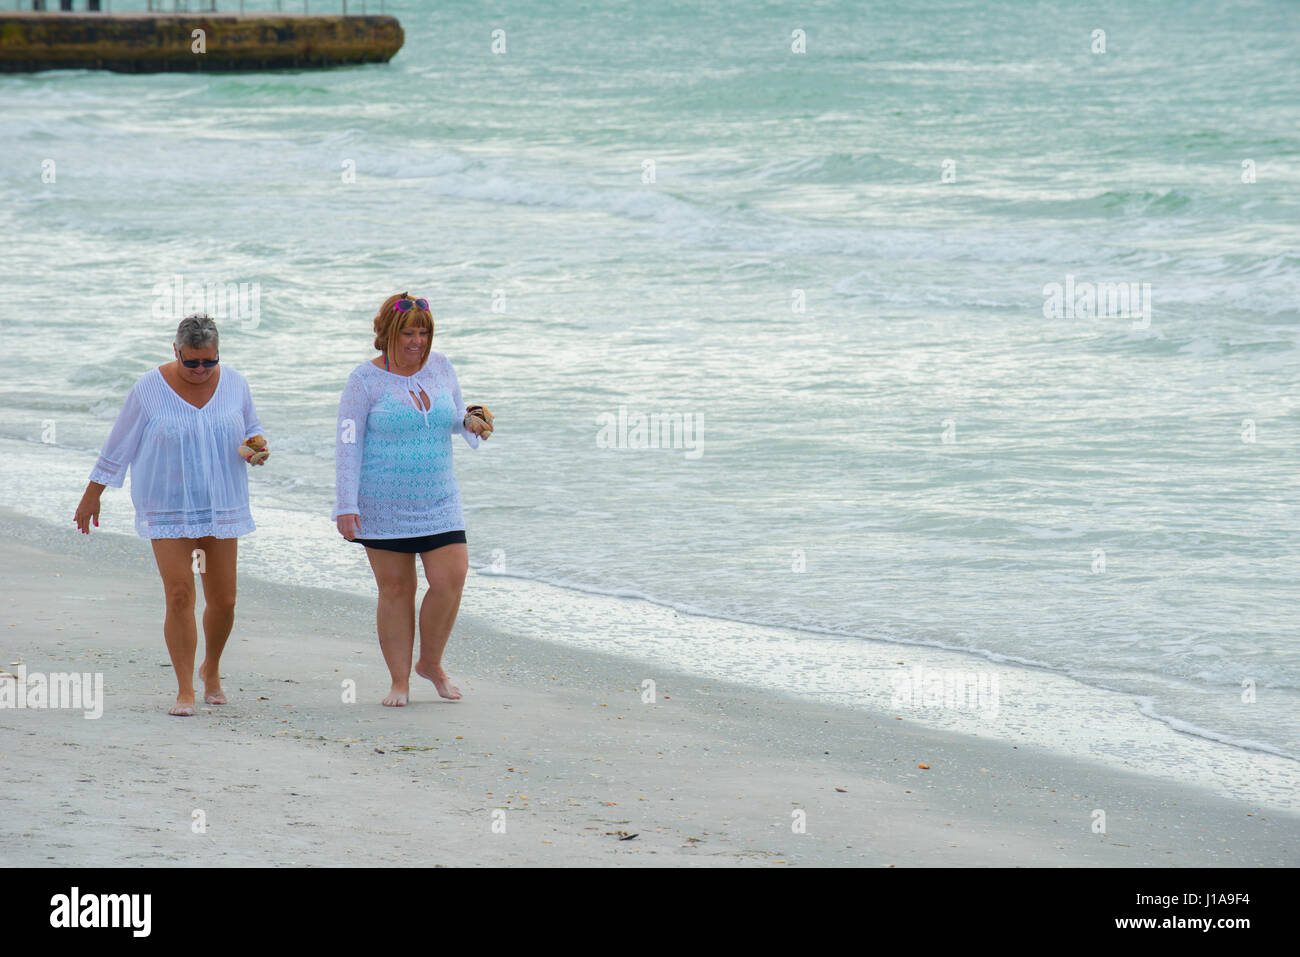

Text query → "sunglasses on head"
[176,346,219,368]
[394,297,429,313]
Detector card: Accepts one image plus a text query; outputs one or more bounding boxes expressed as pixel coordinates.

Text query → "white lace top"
[333,352,480,538]
[89,366,263,539]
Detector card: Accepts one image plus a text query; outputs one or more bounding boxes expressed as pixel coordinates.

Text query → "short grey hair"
[175,313,219,352]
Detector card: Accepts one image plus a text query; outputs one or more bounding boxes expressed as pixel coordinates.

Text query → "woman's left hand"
[240,435,270,466]
[465,405,494,439]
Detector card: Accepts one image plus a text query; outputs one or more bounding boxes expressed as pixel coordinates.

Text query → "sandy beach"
[0,505,1295,867]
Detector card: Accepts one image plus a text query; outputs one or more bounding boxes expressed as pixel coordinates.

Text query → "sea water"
[1,0,1297,802]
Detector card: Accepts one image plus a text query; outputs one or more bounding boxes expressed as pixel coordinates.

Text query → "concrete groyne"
[0,12,404,72]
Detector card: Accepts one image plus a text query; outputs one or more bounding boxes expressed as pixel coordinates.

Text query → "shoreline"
[2,432,1295,796]
[0,507,1296,866]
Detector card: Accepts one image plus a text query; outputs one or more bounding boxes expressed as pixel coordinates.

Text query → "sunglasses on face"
[394,297,429,313]
[176,348,219,368]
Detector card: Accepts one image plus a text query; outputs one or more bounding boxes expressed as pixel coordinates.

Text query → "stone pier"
[0,12,404,72]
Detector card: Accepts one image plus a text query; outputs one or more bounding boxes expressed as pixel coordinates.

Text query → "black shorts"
[352,529,466,554]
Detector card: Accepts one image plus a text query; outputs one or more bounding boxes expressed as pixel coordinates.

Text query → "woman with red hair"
[334,293,493,707]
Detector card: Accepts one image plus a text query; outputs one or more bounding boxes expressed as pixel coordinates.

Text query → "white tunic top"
[89,366,263,539]
[333,352,480,538]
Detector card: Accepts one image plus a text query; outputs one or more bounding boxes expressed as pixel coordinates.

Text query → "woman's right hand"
[74,484,104,535]
[337,514,361,540]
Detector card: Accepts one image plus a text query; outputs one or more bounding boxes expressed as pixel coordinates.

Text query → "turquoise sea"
[1,1,1297,793]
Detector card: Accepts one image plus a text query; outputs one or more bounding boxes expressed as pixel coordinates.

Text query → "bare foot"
[199,662,227,705]
[169,696,195,717]
[382,685,409,707]
[414,661,462,700]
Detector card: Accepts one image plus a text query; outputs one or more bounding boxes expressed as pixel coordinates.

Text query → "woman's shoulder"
[209,366,252,402]
[122,361,162,400]
[136,365,164,387]
[220,365,249,386]
[128,365,166,399]
[344,360,383,393]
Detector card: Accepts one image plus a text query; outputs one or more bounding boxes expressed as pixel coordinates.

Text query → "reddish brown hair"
[373,292,434,365]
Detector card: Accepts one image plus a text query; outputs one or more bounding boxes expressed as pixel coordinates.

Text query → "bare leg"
[414,543,468,700]
[150,538,200,716]
[196,536,237,705]
[365,547,417,706]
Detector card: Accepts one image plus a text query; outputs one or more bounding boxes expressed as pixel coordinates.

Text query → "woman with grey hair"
[74,314,268,716]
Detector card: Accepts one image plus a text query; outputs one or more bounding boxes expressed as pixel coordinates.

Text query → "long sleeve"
[89,381,148,488]
[240,373,264,441]
[443,354,481,450]
[333,369,370,519]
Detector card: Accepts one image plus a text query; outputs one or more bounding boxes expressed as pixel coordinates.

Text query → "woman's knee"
[425,552,468,592]
[163,580,196,611]
[376,577,417,603]
[205,593,237,617]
